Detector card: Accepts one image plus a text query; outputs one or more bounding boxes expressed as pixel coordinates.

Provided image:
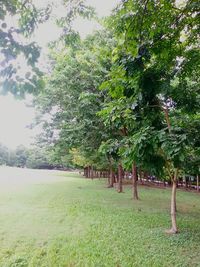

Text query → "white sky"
[33,0,120,46]
[0,0,119,149]
[0,93,39,148]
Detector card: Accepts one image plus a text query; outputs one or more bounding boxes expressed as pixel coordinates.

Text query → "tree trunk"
[91,165,94,180]
[108,164,114,188]
[197,175,199,192]
[163,107,171,132]
[108,158,114,188]
[132,162,139,200]
[87,166,90,178]
[118,163,123,193]
[140,171,146,184]
[185,177,188,188]
[167,169,179,234]
[163,107,179,234]
[85,167,89,178]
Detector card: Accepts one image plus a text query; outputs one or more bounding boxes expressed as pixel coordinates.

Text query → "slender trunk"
[163,107,179,234]
[142,171,148,184]
[140,171,146,184]
[91,165,94,180]
[111,172,114,187]
[185,177,188,188]
[197,175,199,192]
[168,169,179,234]
[176,179,179,188]
[163,107,171,132]
[189,178,191,189]
[132,162,139,200]
[87,166,90,178]
[85,167,89,178]
[108,158,114,188]
[122,169,124,180]
[118,163,123,193]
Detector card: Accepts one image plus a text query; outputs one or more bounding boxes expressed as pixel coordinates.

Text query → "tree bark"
[118,163,123,193]
[87,166,90,178]
[85,167,89,178]
[163,107,179,234]
[185,176,188,188]
[167,169,179,234]
[108,158,114,188]
[163,107,171,132]
[91,165,94,180]
[197,175,199,192]
[132,162,139,200]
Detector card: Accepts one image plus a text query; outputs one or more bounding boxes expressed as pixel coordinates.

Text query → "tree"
[26,147,53,169]
[15,145,28,167]
[0,0,94,96]
[35,29,114,178]
[101,0,199,233]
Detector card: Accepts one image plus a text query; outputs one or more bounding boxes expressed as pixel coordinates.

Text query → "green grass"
[0,170,200,267]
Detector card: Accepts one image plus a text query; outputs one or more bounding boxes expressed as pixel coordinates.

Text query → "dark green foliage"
[99,0,200,178]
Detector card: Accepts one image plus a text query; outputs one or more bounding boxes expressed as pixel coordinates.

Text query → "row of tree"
[34,0,199,234]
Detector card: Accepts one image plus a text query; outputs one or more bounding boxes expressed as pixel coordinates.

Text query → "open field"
[0,167,199,267]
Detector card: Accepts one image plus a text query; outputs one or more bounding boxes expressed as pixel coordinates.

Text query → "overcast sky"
[0,0,119,149]
[0,94,37,148]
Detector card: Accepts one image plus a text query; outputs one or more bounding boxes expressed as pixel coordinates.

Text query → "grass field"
[0,167,199,267]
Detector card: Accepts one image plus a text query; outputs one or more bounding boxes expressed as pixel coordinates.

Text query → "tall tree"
[101,0,199,233]
[35,30,114,176]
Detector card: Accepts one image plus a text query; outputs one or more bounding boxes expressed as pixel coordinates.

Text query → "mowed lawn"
[0,167,199,267]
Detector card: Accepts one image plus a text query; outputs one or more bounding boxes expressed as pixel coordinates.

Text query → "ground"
[0,166,199,267]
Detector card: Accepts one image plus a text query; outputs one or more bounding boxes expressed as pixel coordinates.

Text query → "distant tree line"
[0,143,74,170]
